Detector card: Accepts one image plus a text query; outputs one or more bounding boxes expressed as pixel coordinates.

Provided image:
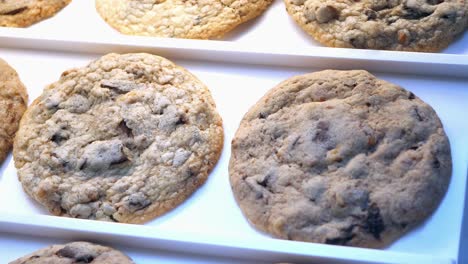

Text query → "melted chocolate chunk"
[365,203,385,239]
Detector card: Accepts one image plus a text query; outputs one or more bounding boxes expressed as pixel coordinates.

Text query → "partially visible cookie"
[10,241,134,264]
[229,70,451,248]
[0,0,71,27]
[14,53,224,224]
[95,0,273,39]
[0,58,28,164]
[284,0,468,51]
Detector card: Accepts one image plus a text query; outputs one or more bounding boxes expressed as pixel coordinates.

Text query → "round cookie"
[229,70,451,248]
[95,0,273,39]
[284,0,468,52]
[10,241,134,264]
[14,53,224,224]
[0,0,71,28]
[0,58,28,164]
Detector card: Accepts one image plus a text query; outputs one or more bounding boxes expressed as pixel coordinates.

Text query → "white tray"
[0,38,467,263]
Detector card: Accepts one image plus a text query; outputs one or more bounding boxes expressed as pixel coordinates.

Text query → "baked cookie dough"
[229,70,451,248]
[10,241,134,264]
[0,58,28,164]
[0,0,71,27]
[95,0,273,39]
[284,0,468,51]
[14,53,224,224]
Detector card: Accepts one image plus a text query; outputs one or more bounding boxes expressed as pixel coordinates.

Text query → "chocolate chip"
[408,92,415,100]
[433,157,440,168]
[76,254,95,263]
[186,167,196,178]
[313,121,329,141]
[409,145,419,150]
[427,0,444,4]
[0,6,27,15]
[127,68,146,79]
[364,9,377,20]
[56,246,76,258]
[365,203,385,239]
[175,113,188,125]
[79,159,87,170]
[51,133,68,145]
[259,112,267,119]
[316,5,339,23]
[100,80,141,93]
[118,120,134,137]
[109,214,118,222]
[127,193,151,212]
[441,12,457,23]
[402,7,432,20]
[257,174,271,188]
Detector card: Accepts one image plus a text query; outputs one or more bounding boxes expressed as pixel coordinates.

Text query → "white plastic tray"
[0,41,467,263]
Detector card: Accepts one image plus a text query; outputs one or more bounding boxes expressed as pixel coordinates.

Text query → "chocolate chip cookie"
[95,0,273,39]
[0,0,71,27]
[14,53,224,224]
[229,70,451,248]
[0,58,28,164]
[10,241,134,264]
[284,0,468,51]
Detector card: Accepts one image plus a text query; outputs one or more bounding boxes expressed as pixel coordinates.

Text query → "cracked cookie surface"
[10,241,134,264]
[14,53,224,224]
[0,0,71,27]
[95,0,273,39]
[229,70,451,248]
[0,58,28,164]
[284,0,468,51]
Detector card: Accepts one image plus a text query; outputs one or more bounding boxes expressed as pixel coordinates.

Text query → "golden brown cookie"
[0,0,71,27]
[14,53,224,224]
[284,0,468,51]
[229,70,451,248]
[95,0,273,39]
[0,58,28,164]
